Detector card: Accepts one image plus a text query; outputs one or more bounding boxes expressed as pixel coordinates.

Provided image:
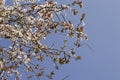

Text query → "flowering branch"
[0,0,87,80]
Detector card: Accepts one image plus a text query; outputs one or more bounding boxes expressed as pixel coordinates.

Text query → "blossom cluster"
[0,0,87,80]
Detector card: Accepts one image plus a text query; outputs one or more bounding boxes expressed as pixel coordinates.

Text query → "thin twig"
[61,13,67,22]
[86,43,95,53]
[62,74,70,80]
[54,11,61,22]
[50,41,55,48]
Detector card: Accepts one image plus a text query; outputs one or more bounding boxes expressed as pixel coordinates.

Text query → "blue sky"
[55,0,120,80]
[1,0,120,80]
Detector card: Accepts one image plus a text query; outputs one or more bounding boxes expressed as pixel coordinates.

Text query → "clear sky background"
[54,0,120,80]
[1,0,120,80]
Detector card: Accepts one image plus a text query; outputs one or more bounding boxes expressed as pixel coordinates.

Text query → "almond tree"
[0,0,88,80]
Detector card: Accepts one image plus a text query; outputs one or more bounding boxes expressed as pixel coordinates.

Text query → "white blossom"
[0,0,86,79]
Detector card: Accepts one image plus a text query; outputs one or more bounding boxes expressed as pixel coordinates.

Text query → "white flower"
[8,71,13,76]
[81,21,85,26]
[17,55,22,59]
[21,9,27,13]
[0,70,5,77]
[28,0,35,3]
[0,61,4,69]
[18,31,23,37]
[13,0,20,6]
[0,0,6,5]
[27,16,35,24]
[9,46,12,49]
